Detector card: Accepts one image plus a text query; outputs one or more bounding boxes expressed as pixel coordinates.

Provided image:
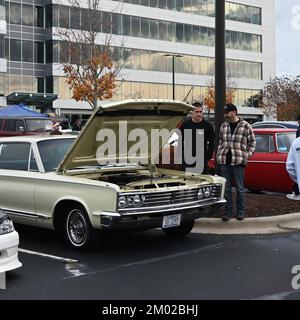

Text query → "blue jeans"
[220,164,245,217]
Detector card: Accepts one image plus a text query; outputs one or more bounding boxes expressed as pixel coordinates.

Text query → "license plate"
[162,214,181,228]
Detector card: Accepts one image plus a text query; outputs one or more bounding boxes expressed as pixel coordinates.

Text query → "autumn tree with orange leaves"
[203,78,237,114]
[55,0,124,109]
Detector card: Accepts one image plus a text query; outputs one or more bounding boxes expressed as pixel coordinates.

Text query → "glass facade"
[4,38,44,63]
[46,5,262,52]
[5,1,44,28]
[2,1,266,112]
[3,74,37,94]
[53,77,261,108]
[49,41,262,80]
[113,0,262,25]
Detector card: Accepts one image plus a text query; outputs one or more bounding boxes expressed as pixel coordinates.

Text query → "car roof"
[252,121,298,128]
[0,117,52,120]
[0,135,76,143]
[253,128,297,133]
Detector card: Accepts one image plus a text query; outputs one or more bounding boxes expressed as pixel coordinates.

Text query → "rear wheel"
[162,220,195,238]
[64,206,97,250]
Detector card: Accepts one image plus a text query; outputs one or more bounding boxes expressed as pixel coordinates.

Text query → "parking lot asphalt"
[1,224,300,300]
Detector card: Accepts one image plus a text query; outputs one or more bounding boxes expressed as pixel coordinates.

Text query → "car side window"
[0,142,31,170]
[29,146,38,172]
[277,133,295,152]
[255,134,275,153]
[4,119,17,131]
[16,119,25,132]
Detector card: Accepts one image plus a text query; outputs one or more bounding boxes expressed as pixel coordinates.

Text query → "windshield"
[276,132,296,152]
[38,138,75,172]
[26,119,53,132]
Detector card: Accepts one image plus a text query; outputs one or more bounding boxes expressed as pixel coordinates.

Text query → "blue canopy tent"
[0,104,49,118]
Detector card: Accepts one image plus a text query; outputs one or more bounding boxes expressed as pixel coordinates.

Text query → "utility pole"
[215,0,226,153]
[164,54,184,100]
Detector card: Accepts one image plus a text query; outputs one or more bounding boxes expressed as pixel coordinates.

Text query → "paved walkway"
[193,212,300,234]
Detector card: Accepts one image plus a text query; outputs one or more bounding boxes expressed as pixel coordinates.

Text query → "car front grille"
[118,184,222,212]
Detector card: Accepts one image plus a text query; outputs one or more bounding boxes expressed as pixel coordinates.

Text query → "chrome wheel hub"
[67,210,87,245]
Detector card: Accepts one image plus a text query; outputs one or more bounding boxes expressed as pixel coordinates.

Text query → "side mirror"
[18,126,25,133]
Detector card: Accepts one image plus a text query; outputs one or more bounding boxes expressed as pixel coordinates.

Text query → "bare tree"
[54,0,125,109]
[264,75,300,120]
[246,90,276,120]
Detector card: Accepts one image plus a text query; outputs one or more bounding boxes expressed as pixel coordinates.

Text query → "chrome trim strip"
[120,198,225,216]
[3,209,49,219]
[248,160,286,164]
[118,184,222,196]
[93,211,121,217]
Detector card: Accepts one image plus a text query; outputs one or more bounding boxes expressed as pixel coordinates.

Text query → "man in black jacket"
[179,102,215,174]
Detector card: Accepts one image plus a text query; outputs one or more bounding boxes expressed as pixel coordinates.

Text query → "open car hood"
[57,100,193,173]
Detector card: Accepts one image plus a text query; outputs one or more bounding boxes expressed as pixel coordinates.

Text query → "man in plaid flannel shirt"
[216,103,256,221]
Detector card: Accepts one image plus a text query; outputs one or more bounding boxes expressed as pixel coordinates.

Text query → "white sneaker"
[287,193,300,200]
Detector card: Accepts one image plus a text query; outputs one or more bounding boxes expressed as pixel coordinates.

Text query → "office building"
[0,0,275,121]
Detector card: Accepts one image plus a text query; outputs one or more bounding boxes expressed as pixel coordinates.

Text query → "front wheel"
[65,206,97,250]
[162,220,195,238]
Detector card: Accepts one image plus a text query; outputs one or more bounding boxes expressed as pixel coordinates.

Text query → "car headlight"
[204,187,212,198]
[118,196,128,208]
[132,195,145,207]
[197,189,204,200]
[0,209,14,235]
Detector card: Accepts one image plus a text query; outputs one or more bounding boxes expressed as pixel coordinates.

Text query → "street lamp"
[164,53,184,100]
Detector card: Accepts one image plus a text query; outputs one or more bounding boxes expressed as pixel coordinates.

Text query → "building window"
[45,77,53,93]
[131,17,141,38]
[150,19,158,40]
[45,5,53,28]
[22,4,33,26]
[35,6,44,28]
[69,7,80,29]
[4,38,8,59]
[114,0,262,26]
[59,6,69,29]
[10,39,21,61]
[0,0,4,20]
[46,41,54,63]
[22,40,34,62]
[37,77,45,93]
[0,35,4,59]
[35,42,44,63]
[10,2,21,25]
[252,7,261,25]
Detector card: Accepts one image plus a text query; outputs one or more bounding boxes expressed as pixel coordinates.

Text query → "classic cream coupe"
[0,100,225,250]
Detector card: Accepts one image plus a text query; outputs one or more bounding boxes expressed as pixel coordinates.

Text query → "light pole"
[164,53,184,100]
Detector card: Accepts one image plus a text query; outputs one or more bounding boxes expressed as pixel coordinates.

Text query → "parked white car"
[0,209,22,288]
[0,100,226,250]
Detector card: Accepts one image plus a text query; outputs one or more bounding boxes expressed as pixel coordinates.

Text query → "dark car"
[252,121,299,129]
[0,117,53,137]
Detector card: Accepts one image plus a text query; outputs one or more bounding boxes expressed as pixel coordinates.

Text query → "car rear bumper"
[0,230,22,273]
[98,199,226,230]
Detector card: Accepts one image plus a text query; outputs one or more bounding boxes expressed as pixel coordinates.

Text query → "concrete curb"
[192,212,300,235]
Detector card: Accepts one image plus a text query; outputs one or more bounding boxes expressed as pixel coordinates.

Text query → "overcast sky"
[276,0,300,76]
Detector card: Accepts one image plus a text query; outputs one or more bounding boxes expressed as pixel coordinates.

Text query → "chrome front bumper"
[98,199,226,230]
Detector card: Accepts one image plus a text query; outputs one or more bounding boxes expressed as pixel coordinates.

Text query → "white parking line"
[19,248,78,264]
